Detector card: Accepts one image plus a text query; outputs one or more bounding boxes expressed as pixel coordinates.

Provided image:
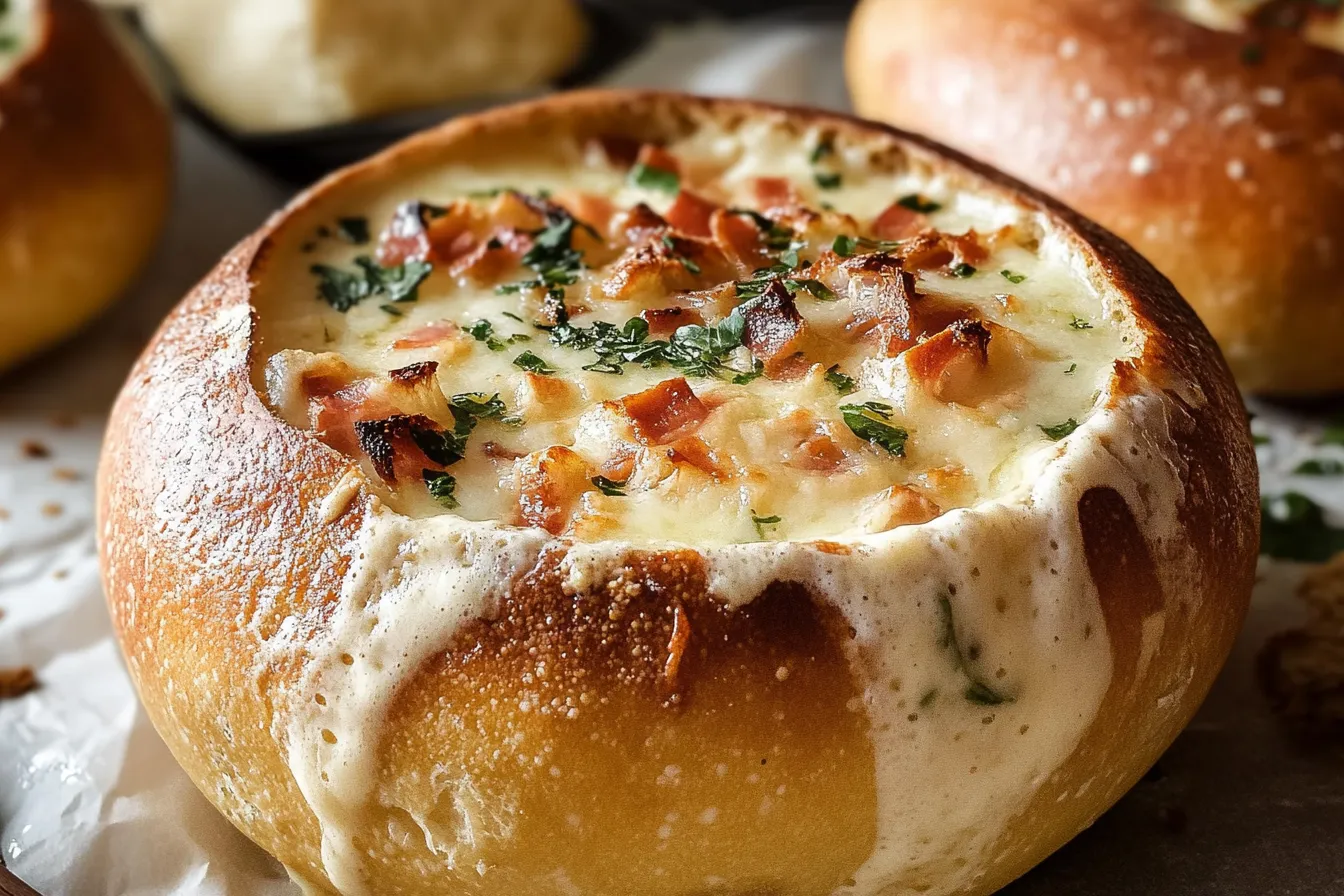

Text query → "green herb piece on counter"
[1001,270,1027,284]
[814,171,842,190]
[898,194,942,214]
[1294,458,1344,476]
[1261,492,1344,562]
[336,216,370,245]
[951,263,977,278]
[422,470,459,509]
[840,401,909,457]
[825,365,858,395]
[591,476,629,497]
[1069,316,1094,330]
[1039,419,1080,441]
[513,351,557,375]
[752,512,782,539]
[311,256,432,311]
[629,163,680,195]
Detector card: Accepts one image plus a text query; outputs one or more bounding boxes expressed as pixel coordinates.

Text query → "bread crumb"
[1227,159,1247,180]
[1258,554,1344,737]
[41,502,62,518]
[20,440,50,459]
[52,467,82,482]
[1129,153,1156,176]
[0,666,38,700]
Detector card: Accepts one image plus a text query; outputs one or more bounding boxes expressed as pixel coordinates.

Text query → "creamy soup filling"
[258,122,1137,545]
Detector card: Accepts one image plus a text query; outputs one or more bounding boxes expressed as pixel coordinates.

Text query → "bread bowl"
[847,0,1344,396]
[97,90,1259,895]
[136,0,589,134]
[0,0,171,372]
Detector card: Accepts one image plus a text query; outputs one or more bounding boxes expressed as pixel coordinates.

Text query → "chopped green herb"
[1253,433,1271,446]
[311,256,432,311]
[950,263,977,278]
[840,402,909,457]
[1065,363,1078,375]
[1294,458,1344,476]
[1261,492,1344,562]
[1001,270,1027,285]
[501,311,525,323]
[919,689,939,709]
[814,171,842,190]
[731,358,766,385]
[1039,419,1080,441]
[832,234,859,257]
[467,319,506,351]
[448,393,508,434]
[662,235,702,275]
[726,209,796,252]
[506,333,532,344]
[497,197,598,300]
[380,303,407,316]
[752,512,782,539]
[591,476,629,497]
[336,217,371,245]
[897,194,942,214]
[1320,418,1344,446]
[825,365,858,395]
[937,595,1013,706]
[1240,43,1265,65]
[422,470,459,509]
[809,138,833,164]
[512,351,557,375]
[629,163,680,195]
[1069,316,1094,330]
[546,308,756,380]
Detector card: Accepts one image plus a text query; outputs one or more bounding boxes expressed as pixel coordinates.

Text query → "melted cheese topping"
[247,114,1197,896]
[259,123,1135,545]
[0,0,35,79]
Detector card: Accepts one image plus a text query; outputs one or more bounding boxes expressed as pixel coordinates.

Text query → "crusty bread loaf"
[847,0,1344,395]
[98,91,1258,895]
[0,0,171,371]
[137,0,588,133]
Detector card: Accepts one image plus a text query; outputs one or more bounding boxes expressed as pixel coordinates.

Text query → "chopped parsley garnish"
[422,470,459,509]
[814,171,842,190]
[0,34,18,53]
[501,311,525,323]
[1039,419,1079,441]
[1261,493,1344,562]
[1320,417,1344,446]
[1065,363,1078,375]
[726,209,795,252]
[950,263,977,278]
[1001,270,1027,284]
[591,476,629,497]
[732,358,766,385]
[1294,458,1344,476]
[629,163,680,195]
[467,319,506,351]
[512,351,557,375]
[336,217,370,245]
[661,235,702,275]
[311,256,432,311]
[937,595,1012,706]
[809,138,834,164]
[832,234,859,257]
[831,233,906,258]
[380,304,404,317]
[825,365,858,395]
[897,194,942,214]
[497,197,598,300]
[752,512,782,539]
[840,402,909,457]
[546,308,755,381]
[1069,316,1094,330]
[449,392,508,431]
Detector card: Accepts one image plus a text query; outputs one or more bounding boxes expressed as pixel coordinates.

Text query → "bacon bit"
[388,360,439,386]
[844,254,920,355]
[664,190,719,238]
[515,371,576,421]
[752,176,798,211]
[591,134,643,168]
[640,306,705,336]
[905,319,997,405]
[741,281,807,370]
[600,448,637,483]
[376,200,434,265]
[775,409,847,473]
[616,203,669,244]
[621,378,709,445]
[710,209,773,272]
[599,236,732,301]
[20,440,50,459]
[900,232,956,271]
[0,666,37,700]
[377,199,481,267]
[354,414,445,484]
[871,201,926,241]
[489,191,547,232]
[663,601,692,692]
[516,446,591,535]
[945,230,990,267]
[665,436,727,479]
[392,320,464,351]
[448,226,533,283]
[481,441,524,461]
[862,486,943,533]
[636,143,681,177]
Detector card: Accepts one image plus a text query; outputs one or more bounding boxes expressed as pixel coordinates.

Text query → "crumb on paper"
[52,467,82,482]
[0,507,9,520]
[20,440,50,459]
[41,502,63,518]
[0,666,38,700]
[49,412,78,429]
[1258,554,1344,737]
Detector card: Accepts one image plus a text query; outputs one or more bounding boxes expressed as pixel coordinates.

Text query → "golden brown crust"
[0,0,171,371]
[847,0,1344,395]
[98,90,1258,895]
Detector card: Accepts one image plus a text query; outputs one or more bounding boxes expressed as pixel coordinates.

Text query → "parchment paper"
[2,18,1341,896]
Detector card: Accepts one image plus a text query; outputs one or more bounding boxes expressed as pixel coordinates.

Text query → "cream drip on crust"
[0,0,36,78]
[249,115,1197,894]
